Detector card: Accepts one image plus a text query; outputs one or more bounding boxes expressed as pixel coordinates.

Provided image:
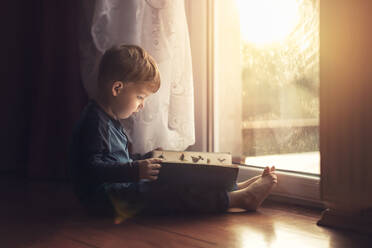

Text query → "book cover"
[151,150,238,190]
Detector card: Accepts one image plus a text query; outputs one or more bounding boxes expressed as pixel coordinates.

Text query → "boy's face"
[111,81,153,119]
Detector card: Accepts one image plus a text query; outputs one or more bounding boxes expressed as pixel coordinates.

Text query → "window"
[214,0,319,175]
[186,0,321,205]
[238,0,320,175]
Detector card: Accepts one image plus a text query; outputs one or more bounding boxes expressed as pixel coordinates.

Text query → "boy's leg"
[138,182,229,215]
[236,175,260,190]
[237,166,276,190]
[228,173,277,211]
[136,170,277,215]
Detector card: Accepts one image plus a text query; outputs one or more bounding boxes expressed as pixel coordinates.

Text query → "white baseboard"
[237,165,324,208]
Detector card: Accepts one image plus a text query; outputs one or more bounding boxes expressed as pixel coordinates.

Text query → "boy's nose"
[139,103,144,110]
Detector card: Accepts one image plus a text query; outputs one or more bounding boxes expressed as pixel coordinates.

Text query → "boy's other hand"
[138,158,162,181]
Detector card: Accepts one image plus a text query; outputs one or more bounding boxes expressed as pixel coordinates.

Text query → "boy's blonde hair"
[98,44,161,93]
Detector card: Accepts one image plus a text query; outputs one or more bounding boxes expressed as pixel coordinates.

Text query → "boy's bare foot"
[262,165,275,176]
[237,165,275,190]
[229,173,277,211]
[237,175,260,190]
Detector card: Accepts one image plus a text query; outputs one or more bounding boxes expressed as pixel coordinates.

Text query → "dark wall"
[0,1,35,172]
[0,1,88,179]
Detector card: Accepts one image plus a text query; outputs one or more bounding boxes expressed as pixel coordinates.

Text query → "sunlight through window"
[236,0,300,45]
[236,0,320,174]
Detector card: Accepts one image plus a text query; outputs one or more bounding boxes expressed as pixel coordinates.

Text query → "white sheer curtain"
[79,0,195,154]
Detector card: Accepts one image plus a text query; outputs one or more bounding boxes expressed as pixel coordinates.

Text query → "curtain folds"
[79,0,195,154]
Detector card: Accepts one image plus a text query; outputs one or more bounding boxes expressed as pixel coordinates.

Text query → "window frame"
[185,0,322,207]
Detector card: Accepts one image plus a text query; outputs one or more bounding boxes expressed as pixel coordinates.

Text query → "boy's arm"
[87,153,139,183]
[128,141,162,160]
[130,151,153,160]
[80,118,139,183]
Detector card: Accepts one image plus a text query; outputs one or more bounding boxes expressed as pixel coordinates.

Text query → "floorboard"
[1,175,371,248]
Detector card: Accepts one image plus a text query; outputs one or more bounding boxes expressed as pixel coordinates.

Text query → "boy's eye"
[137,96,144,100]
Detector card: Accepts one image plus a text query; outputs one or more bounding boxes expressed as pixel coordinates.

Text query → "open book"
[151,150,238,190]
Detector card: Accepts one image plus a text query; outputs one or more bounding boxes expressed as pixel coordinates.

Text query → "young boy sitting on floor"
[69,44,277,221]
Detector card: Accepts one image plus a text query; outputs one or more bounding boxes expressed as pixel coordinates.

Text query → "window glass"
[236,0,320,174]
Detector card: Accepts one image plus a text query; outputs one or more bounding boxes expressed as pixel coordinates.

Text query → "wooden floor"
[1,175,372,248]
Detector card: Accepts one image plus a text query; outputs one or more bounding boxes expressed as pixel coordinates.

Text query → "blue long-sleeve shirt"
[69,100,232,216]
[69,100,140,206]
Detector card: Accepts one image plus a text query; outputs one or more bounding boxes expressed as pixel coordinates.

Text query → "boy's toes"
[262,166,270,176]
[270,174,278,184]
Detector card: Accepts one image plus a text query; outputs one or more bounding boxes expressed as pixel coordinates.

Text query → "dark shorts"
[137,181,232,215]
[83,181,237,218]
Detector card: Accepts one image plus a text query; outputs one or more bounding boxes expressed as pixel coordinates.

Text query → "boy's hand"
[138,158,162,181]
[137,147,164,160]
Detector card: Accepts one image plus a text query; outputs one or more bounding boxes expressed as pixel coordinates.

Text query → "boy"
[70,44,277,221]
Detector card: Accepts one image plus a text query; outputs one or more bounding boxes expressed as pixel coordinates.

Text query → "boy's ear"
[112,81,124,96]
